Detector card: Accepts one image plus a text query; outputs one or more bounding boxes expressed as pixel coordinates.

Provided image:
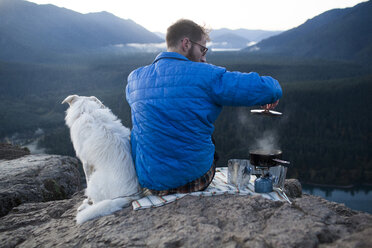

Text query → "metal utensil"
[250,109,282,116]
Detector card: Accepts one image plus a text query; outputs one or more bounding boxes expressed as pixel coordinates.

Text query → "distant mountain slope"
[248,1,372,62]
[209,33,250,50]
[0,0,163,61]
[209,28,282,50]
[155,29,282,50]
[210,28,282,43]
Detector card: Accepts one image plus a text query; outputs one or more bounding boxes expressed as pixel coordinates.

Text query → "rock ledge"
[0,154,371,248]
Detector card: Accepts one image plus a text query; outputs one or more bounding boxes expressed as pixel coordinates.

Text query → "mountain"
[154,32,166,40]
[210,28,282,43]
[247,0,372,62]
[209,33,251,50]
[155,29,282,50]
[0,0,163,62]
[208,28,282,50]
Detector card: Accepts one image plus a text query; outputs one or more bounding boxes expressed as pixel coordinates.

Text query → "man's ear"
[181,38,191,52]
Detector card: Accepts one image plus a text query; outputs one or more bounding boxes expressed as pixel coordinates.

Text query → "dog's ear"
[62,95,79,105]
[90,96,105,108]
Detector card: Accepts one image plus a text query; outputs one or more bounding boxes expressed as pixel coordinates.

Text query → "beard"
[186,45,199,62]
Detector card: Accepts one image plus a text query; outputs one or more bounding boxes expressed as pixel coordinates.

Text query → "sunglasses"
[189,40,208,56]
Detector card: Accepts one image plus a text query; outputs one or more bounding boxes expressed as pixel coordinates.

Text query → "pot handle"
[272,158,291,166]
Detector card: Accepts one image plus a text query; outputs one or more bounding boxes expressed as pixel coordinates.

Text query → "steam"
[237,108,255,129]
[253,130,279,151]
[237,108,280,151]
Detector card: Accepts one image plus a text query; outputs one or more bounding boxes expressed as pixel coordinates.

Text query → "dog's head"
[62,95,106,127]
[62,95,104,108]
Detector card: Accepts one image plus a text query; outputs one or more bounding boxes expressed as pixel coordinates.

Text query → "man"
[126,19,281,195]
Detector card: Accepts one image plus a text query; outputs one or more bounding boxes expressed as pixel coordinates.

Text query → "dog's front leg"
[82,161,90,185]
[82,161,96,184]
[79,161,95,212]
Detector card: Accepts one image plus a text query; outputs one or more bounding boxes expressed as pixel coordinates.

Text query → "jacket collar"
[153,52,190,64]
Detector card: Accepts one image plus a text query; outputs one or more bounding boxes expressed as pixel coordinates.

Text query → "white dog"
[62,95,142,224]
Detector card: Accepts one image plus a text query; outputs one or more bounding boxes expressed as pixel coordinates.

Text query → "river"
[302,184,372,214]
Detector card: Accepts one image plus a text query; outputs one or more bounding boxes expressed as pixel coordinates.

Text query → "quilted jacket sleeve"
[210,69,282,107]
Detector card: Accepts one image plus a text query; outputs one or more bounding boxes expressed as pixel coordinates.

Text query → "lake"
[302,184,372,214]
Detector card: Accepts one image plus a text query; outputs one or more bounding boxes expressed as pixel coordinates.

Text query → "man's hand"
[262,100,279,110]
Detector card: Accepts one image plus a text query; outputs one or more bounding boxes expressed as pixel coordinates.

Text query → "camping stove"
[249,149,290,193]
[252,165,274,193]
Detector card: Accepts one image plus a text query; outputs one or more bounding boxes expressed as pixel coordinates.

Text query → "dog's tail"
[76,196,139,224]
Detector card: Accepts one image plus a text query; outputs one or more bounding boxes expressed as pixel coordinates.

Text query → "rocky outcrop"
[0,153,371,248]
[0,190,371,248]
[0,143,30,160]
[0,154,81,217]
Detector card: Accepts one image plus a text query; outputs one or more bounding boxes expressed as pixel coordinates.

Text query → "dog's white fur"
[62,95,141,224]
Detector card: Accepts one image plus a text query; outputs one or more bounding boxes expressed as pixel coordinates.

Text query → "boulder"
[0,154,81,217]
[284,178,302,198]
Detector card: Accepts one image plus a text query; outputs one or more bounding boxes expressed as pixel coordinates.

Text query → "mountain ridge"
[155,28,282,50]
[247,0,372,62]
[210,28,282,43]
[0,0,163,62]
[209,32,251,50]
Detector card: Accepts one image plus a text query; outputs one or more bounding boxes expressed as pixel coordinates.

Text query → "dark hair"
[166,19,210,48]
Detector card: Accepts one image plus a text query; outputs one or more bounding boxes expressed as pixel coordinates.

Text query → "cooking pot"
[249,149,290,167]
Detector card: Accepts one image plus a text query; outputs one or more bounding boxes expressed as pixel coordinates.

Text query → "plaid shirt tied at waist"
[143,163,216,196]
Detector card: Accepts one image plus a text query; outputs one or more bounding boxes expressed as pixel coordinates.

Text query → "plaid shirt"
[143,163,216,196]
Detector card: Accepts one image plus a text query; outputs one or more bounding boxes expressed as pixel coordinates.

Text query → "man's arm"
[211,70,282,107]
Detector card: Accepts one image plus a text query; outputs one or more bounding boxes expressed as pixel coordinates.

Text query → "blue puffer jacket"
[126,52,282,190]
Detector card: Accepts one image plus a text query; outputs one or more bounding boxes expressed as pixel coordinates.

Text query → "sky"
[27,0,367,33]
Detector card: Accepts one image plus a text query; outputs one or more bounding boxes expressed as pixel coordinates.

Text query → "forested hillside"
[211,53,372,185]
[1,52,371,186]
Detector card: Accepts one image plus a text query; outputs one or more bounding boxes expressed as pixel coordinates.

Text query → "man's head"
[166,19,210,63]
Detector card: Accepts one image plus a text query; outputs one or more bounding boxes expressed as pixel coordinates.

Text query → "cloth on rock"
[132,168,291,210]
